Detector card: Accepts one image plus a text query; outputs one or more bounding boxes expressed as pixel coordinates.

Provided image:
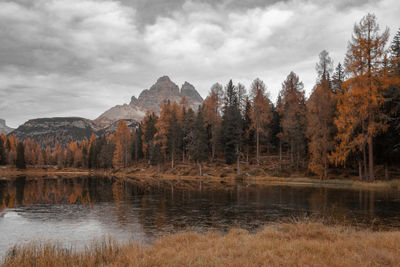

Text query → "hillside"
[12,117,102,147]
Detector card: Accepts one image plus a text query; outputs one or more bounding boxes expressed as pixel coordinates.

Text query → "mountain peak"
[0,119,14,134]
[156,75,172,83]
[181,81,203,103]
[148,75,179,94]
[96,76,203,126]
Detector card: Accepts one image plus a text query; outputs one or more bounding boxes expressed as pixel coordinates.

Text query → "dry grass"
[2,163,400,190]
[3,222,400,267]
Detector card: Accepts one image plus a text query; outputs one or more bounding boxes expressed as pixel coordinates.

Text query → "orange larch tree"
[250,78,272,164]
[306,50,336,179]
[113,120,131,169]
[203,86,223,161]
[332,13,389,181]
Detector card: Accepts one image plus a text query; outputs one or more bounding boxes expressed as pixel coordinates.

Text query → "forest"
[1,14,399,181]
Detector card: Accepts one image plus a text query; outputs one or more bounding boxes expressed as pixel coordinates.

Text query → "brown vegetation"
[3,222,400,267]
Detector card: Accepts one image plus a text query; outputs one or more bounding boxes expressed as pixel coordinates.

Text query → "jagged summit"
[96,76,203,126]
[0,119,14,134]
[181,81,203,103]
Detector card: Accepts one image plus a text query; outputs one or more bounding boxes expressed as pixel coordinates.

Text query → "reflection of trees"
[120,178,400,234]
[1,176,399,233]
[112,180,132,224]
[0,177,115,211]
[307,187,380,224]
[308,188,328,213]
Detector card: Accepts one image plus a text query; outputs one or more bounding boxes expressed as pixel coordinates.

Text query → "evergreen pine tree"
[332,62,345,94]
[190,107,209,175]
[0,136,6,165]
[375,28,400,178]
[391,28,400,73]
[142,112,158,163]
[182,108,196,162]
[221,80,243,165]
[279,72,307,169]
[16,142,26,169]
[132,125,143,162]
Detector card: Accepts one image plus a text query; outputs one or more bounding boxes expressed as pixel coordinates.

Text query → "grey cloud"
[118,0,382,26]
[0,0,145,76]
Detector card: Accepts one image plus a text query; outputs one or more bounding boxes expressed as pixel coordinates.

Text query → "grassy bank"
[113,164,400,190]
[0,166,103,177]
[2,164,400,190]
[3,222,400,267]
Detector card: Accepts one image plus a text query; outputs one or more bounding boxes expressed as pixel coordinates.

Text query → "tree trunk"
[279,141,282,170]
[246,146,249,165]
[368,135,374,182]
[236,145,240,175]
[135,139,138,162]
[256,129,260,165]
[211,139,215,162]
[363,144,368,182]
[323,157,327,180]
[198,161,202,176]
[171,150,174,169]
[385,163,389,180]
[124,147,128,168]
[359,161,362,180]
[290,143,294,168]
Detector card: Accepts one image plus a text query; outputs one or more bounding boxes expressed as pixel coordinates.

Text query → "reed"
[3,222,400,267]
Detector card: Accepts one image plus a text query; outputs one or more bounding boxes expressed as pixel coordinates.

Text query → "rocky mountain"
[0,119,13,134]
[95,104,145,128]
[103,119,140,134]
[181,81,203,104]
[96,76,203,126]
[12,117,103,148]
[11,76,203,148]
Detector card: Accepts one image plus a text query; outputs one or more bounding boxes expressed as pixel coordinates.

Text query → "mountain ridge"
[96,75,203,126]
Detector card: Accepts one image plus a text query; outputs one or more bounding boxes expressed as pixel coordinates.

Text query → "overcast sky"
[0,0,399,128]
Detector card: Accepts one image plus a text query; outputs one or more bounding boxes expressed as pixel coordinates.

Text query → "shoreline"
[2,166,400,190]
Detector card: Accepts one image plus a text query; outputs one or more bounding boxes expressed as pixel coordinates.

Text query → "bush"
[248,168,265,176]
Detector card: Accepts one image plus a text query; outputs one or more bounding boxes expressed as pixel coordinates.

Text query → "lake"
[1,176,400,258]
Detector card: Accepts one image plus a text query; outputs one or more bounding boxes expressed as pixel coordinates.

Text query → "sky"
[0,0,399,128]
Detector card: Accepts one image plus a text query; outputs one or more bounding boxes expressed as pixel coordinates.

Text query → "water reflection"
[0,176,400,257]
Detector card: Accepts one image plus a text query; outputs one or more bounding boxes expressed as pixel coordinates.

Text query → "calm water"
[1,176,400,257]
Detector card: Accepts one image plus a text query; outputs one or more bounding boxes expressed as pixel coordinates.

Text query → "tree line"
[1,14,399,181]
